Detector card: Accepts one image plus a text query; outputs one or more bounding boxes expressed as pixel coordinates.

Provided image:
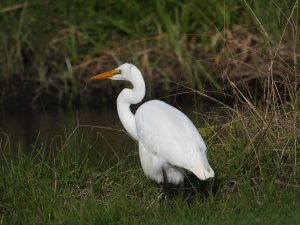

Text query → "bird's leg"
[208,177,216,196]
[178,181,185,199]
[162,168,169,192]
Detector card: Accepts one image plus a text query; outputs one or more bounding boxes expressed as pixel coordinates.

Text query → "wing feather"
[135,100,210,172]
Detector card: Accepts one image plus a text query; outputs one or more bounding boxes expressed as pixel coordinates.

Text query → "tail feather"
[190,166,215,181]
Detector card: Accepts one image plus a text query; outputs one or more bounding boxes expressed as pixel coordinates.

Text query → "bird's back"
[135,100,213,179]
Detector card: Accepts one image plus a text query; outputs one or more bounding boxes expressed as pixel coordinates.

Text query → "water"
[0,101,210,162]
[0,107,135,161]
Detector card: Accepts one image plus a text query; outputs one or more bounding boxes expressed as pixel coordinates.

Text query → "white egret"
[89,63,214,186]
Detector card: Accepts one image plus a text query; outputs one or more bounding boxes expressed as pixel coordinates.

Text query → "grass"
[0,100,299,224]
[0,0,299,106]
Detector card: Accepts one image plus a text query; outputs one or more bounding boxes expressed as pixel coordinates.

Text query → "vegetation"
[0,0,299,106]
[0,95,299,224]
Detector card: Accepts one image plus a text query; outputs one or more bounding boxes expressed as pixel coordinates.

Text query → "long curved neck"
[117,70,145,141]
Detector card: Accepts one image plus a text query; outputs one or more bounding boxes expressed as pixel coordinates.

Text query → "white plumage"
[89,63,214,185]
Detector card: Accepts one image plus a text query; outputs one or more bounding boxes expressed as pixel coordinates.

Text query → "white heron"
[89,63,214,186]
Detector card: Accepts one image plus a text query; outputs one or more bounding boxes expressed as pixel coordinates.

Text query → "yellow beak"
[89,69,120,80]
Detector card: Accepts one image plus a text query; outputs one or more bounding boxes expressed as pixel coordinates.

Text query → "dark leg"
[208,177,217,196]
[162,168,169,192]
[178,181,185,199]
[160,168,170,201]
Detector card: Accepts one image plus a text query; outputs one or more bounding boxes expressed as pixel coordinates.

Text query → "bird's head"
[89,63,136,81]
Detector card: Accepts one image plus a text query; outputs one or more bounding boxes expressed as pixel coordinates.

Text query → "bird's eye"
[117,69,122,74]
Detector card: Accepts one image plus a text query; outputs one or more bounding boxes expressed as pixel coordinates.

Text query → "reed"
[0,0,298,106]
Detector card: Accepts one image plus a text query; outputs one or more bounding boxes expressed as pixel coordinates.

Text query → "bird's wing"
[135,100,210,172]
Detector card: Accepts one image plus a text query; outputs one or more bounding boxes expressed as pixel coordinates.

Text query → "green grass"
[0,103,299,224]
[0,0,299,105]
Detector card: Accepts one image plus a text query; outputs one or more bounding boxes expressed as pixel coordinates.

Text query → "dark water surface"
[0,101,211,163]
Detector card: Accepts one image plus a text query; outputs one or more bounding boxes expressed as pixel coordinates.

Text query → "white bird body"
[136,100,213,184]
[89,63,214,185]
